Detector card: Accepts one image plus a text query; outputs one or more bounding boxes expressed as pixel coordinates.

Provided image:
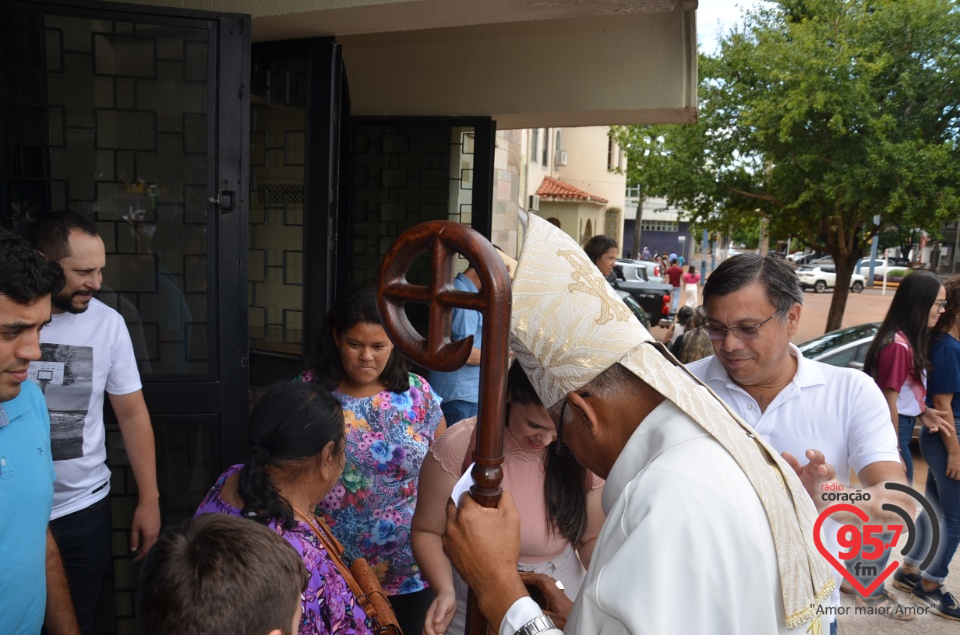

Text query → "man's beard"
[52,290,92,314]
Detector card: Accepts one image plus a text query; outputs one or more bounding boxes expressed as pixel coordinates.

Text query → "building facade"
[0,1,699,631]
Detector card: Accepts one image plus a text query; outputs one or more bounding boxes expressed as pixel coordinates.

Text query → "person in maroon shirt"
[665,258,684,313]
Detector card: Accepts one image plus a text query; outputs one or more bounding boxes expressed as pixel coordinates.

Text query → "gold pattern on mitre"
[509,212,835,629]
[508,215,650,410]
[557,248,633,325]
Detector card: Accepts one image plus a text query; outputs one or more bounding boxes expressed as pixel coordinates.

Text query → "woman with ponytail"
[195,382,373,635]
[411,362,605,635]
[863,271,946,483]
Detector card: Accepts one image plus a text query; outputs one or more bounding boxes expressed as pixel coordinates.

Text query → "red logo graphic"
[812,503,901,597]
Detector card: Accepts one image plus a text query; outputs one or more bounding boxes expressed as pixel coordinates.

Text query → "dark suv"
[611,261,674,327]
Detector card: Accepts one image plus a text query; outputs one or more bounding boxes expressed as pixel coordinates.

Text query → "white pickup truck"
[796,265,866,293]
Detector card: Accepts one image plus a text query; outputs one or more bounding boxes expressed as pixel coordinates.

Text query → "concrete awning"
[124,0,699,127]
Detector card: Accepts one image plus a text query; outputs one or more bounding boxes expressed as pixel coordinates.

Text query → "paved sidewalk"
[792,287,893,343]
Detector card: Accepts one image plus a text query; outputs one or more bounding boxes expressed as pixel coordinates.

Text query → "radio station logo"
[813,482,940,599]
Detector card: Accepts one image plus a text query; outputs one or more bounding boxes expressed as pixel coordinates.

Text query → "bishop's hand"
[519,571,573,630]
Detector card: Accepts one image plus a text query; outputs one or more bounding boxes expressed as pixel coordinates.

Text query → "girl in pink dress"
[681,265,701,308]
[411,363,605,635]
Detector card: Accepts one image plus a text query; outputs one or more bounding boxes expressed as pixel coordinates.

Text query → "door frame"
[4,0,251,471]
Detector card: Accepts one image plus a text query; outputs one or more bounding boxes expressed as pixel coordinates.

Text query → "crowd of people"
[2,211,959,635]
[586,234,712,366]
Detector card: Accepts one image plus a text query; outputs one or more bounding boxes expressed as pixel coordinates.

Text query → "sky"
[697,0,766,54]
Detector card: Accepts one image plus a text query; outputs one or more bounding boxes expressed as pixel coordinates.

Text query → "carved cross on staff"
[378,220,512,635]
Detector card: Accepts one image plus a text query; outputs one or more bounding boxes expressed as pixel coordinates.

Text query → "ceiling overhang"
[117,0,700,126]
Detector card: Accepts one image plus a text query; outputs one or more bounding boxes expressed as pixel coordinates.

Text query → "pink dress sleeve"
[588,472,605,490]
[430,417,477,477]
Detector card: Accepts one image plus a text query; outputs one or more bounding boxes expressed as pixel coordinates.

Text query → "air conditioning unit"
[528,194,540,211]
[556,150,568,166]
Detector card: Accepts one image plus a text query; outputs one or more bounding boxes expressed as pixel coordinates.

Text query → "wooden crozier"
[378,220,511,635]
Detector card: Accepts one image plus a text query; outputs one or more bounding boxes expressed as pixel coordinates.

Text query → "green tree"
[616,0,960,332]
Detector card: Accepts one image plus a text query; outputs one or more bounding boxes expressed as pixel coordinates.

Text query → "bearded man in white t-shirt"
[28,212,160,635]
[687,253,940,625]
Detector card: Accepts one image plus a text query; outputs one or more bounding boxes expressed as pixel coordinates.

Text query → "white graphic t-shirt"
[28,299,142,519]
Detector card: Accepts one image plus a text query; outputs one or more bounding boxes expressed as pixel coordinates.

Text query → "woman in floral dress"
[196,381,373,635]
[298,287,446,635]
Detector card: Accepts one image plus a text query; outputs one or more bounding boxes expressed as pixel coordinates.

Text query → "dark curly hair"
[507,362,590,548]
[0,228,64,304]
[306,287,410,393]
[239,382,346,529]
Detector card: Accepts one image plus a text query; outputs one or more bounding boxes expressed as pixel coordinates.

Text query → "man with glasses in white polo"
[687,253,915,627]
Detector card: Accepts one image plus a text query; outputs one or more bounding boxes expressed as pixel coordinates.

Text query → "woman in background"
[298,287,446,635]
[677,307,713,365]
[863,271,945,483]
[893,274,960,620]
[681,265,700,308]
[412,362,604,635]
[583,235,619,282]
[664,306,693,349]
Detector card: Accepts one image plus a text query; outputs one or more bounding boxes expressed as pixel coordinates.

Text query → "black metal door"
[1,2,248,629]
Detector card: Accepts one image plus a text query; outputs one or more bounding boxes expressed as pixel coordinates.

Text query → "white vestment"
[501,400,828,634]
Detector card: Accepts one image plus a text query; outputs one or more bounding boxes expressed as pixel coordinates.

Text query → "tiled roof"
[536,176,608,204]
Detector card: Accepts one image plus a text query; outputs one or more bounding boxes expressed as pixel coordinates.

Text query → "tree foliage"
[615,0,960,331]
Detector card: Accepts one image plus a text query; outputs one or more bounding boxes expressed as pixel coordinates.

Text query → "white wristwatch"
[515,615,557,635]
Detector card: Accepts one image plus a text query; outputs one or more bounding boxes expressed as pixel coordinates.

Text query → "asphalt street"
[654,286,960,633]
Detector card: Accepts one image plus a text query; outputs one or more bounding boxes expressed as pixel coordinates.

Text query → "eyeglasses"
[703,311,782,341]
[556,392,590,456]
[935,299,949,310]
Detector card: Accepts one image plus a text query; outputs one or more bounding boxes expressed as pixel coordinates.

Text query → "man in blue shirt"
[427,264,482,425]
[0,228,79,634]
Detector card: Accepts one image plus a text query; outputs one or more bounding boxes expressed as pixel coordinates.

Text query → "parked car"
[615,290,651,329]
[617,257,660,279]
[854,257,911,278]
[612,261,674,327]
[796,265,866,293]
[798,321,926,439]
[809,255,834,266]
[797,322,880,370]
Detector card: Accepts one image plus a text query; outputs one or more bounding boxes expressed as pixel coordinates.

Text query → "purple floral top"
[297,371,443,595]
[196,465,374,635]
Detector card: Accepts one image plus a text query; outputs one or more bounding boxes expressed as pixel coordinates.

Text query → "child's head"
[139,514,308,635]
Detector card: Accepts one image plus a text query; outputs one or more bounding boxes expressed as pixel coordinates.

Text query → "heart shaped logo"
[812,503,900,597]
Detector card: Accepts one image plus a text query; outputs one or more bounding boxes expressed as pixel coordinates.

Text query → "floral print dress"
[299,371,443,596]
[195,465,374,635]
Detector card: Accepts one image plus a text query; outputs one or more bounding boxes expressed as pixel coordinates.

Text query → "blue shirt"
[426,272,482,403]
[927,333,960,417]
[0,381,55,635]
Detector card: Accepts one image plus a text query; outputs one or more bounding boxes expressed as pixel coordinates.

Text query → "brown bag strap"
[289,503,378,621]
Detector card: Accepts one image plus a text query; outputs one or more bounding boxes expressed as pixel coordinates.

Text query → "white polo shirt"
[688,345,900,613]
[687,344,899,485]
